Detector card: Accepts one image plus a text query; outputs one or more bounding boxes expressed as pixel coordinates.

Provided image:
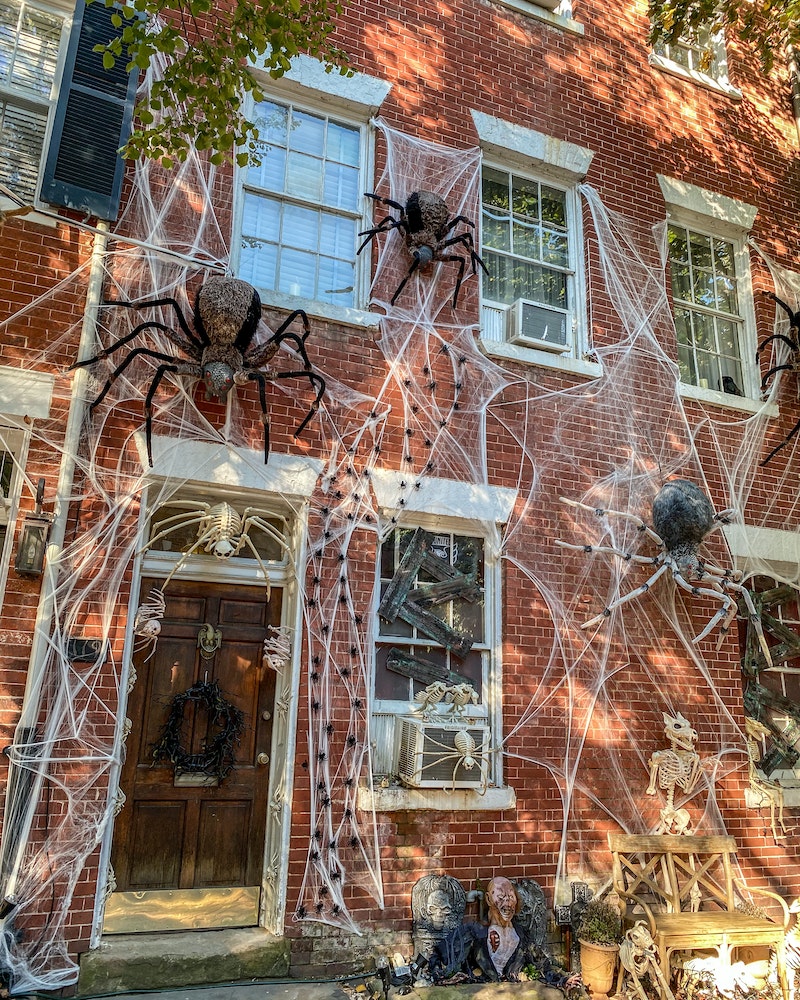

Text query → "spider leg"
[555,540,659,565]
[390,257,422,305]
[581,561,670,630]
[760,415,800,466]
[765,291,800,328]
[144,364,180,466]
[139,508,211,556]
[240,510,293,560]
[105,295,206,349]
[761,363,796,388]
[246,372,271,460]
[365,192,405,212]
[442,215,475,235]
[235,528,273,597]
[729,580,773,666]
[88,347,182,410]
[257,310,313,369]
[440,234,490,279]
[756,333,799,358]
[560,497,664,545]
[434,253,467,309]
[357,217,405,254]
[68,321,190,372]
[275,370,327,437]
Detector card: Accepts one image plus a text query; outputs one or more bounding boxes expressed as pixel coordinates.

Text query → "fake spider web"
[0,53,799,990]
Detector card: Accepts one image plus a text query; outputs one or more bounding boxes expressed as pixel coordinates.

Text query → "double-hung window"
[650,25,737,93]
[237,98,363,309]
[0,0,69,204]
[372,522,497,789]
[481,165,578,356]
[668,224,748,397]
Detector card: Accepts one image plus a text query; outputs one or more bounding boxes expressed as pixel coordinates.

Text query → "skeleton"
[132,587,166,660]
[262,625,292,672]
[744,716,788,842]
[617,920,675,1000]
[413,680,449,718]
[405,726,492,794]
[70,275,326,466]
[758,292,800,466]
[443,682,479,718]
[647,711,704,837]
[357,190,488,308]
[557,479,772,666]
[141,499,288,593]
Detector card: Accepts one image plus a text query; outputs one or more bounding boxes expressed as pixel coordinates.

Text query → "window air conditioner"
[396,716,491,792]
[506,298,569,353]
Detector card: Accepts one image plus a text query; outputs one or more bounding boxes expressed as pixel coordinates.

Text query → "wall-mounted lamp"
[15,479,53,577]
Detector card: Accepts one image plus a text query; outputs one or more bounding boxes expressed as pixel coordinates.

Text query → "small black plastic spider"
[357,190,488,308]
[758,291,800,465]
[70,275,326,466]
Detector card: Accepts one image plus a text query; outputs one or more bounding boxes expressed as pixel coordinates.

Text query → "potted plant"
[577,897,622,998]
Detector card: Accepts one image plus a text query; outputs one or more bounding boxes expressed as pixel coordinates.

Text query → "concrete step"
[76,927,291,995]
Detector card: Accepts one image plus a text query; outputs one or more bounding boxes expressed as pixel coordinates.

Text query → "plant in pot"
[577,897,622,999]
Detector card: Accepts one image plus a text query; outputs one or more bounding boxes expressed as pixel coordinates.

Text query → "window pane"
[253,101,288,145]
[239,240,277,289]
[541,186,567,228]
[320,213,356,259]
[286,150,323,201]
[512,218,540,259]
[482,167,509,209]
[12,5,62,97]
[323,161,359,211]
[318,255,355,306]
[482,207,511,252]
[327,121,359,165]
[289,110,325,155]
[0,99,46,201]
[247,144,286,192]
[241,191,280,241]
[278,248,316,297]
[282,203,319,252]
[512,175,538,219]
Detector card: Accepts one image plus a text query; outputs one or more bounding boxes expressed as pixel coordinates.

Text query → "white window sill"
[746,784,800,810]
[649,53,742,99]
[359,783,517,812]
[0,196,58,229]
[679,381,778,416]
[258,288,381,331]
[492,0,583,33]
[481,338,602,379]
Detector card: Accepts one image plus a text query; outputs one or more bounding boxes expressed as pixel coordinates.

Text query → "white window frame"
[650,26,741,98]
[470,110,597,380]
[0,425,27,610]
[232,56,390,330]
[364,471,516,810]
[659,175,761,411]
[0,0,72,212]
[490,0,584,35]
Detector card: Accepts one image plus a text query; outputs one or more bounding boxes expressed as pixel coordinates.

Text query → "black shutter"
[41,0,138,221]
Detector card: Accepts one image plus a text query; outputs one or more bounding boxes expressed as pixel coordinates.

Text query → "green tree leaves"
[90,0,349,165]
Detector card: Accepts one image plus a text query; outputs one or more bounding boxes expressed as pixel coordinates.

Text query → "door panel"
[111,578,281,911]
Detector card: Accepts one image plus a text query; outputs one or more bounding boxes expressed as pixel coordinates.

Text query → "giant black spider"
[71,275,326,466]
[357,190,488,308]
[757,291,800,465]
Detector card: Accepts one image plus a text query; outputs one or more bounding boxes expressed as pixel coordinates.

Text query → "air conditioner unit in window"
[507,298,569,353]
[396,716,491,792]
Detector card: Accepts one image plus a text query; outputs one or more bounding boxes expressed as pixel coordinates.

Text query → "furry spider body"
[357,190,488,308]
[758,292,800,465]
[557,479,772,665]
[71,275,326,465]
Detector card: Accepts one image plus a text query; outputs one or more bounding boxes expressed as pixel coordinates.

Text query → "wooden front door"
[106,578,280,932]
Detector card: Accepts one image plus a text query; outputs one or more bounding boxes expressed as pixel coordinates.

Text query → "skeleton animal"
[618,921,675,1000]
[646,711,703,836]
[132,587,166,660]
[758,292,800,465]
[745,716,788,842]
[142,499,287,592]
[357,191,488,308]
[262,625,292,672]
[413,680,449,717]
[444,682,478,718]
[557,479,771,665]
[70,275,326,466]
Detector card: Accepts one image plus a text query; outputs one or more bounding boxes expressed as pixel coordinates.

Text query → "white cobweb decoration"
[0,62,798,991]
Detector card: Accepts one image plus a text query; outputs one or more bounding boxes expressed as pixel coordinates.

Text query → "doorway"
[104,577,281,932]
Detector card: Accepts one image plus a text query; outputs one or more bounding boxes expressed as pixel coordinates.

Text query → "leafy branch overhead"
[648,0,800,73]
[92,0,350,166]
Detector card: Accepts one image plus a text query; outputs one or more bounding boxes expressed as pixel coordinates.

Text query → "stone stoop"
[76,928,291,994]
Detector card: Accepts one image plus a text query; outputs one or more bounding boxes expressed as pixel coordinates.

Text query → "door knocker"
[197,623,222,660]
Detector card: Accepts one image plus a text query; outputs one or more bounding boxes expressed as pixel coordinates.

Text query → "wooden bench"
[608,833,790,999]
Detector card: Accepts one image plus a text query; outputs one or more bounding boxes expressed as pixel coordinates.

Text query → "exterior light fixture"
[15,479,52,577]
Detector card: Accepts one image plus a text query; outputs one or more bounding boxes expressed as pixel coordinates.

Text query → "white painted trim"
[371,470,517,523]
[723,523,800,581]
[359,783,516,811]
[658,175,757,237]
[679,382,778,415]
[259,288,381,330]
[481,339,602,378]
[492,0,584,32]
[249,54,391,116]
[140,435,324,498]
[649,52,742,99]
[0,367,54,420]
[471,111,594,183]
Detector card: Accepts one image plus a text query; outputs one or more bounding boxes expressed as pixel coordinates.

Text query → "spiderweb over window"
[1,55,799,992]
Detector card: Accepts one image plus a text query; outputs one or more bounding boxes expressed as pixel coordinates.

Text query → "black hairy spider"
[357,190,488,308]
[72,275,326,466]
[758,292,800,465]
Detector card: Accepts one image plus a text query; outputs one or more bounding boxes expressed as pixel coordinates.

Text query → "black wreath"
[151,679,245,783]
